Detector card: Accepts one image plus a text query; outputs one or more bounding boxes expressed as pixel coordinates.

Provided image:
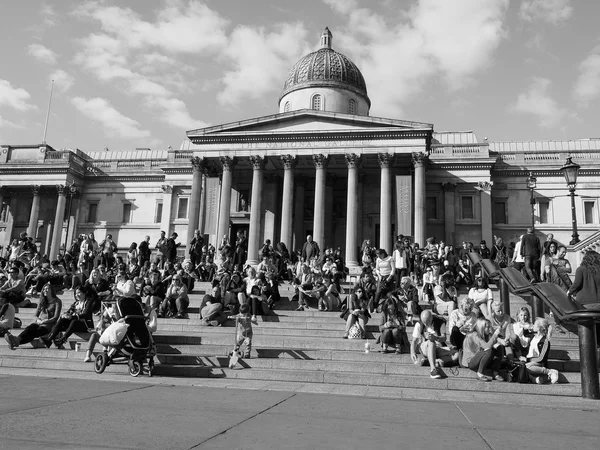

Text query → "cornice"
[491,168,600,177]
[85,176,166,183]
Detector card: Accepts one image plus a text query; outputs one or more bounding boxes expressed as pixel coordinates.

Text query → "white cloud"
[573,47,600,107]
[519,0,573,25]
[324,0,509,118]
[50,70,75,93]
[510,77,570,128]
[0,79,36,111]
[74,0,229,54]
[71,97,151,139]
[0,115,24,129]
[218,23,310,106]
[41,3,59,27]
[27,43,58,65]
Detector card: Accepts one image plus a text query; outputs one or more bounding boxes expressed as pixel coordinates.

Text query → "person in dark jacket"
[568,250,600,310]
[165,232,180,264]
[520,227,541,283]
[138,235,151,268]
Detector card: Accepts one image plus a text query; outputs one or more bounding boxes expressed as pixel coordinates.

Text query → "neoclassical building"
[2,29,600,266]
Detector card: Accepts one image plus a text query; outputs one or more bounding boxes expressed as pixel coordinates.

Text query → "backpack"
[494,246,508,268]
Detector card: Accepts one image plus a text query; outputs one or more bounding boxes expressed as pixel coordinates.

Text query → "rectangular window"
[154,202,163,223]
[426,196,438,219]
[584,200,596,224]
[461,196,474,220]
[177,197,189,220]
[539,201,549,224]
[87,203,98,223]
[493,201,507,224]
[122,203,132,223]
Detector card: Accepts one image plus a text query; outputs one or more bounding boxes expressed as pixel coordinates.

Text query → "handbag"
[508,361,529,384]
[348,323,362,339]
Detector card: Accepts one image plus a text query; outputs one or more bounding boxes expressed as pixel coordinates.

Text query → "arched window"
[284,101,291,112]
[348,99,356,114]
[311,94,322,110]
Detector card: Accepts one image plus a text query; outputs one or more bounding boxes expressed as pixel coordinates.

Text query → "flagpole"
[42,79,54,145]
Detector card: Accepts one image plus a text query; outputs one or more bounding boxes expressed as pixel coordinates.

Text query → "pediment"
[186,109,432,140]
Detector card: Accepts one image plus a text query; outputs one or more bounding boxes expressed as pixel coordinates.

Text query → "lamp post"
[526,172,537,230]
[560,156,581,245]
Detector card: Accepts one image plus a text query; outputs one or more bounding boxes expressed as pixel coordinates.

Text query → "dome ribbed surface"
[280,48,369,101]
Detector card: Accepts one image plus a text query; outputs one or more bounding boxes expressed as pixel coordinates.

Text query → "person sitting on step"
[447,296,477,350]
[462,318,504,382]
[519,317,559,384]
[4,283,62,349]
[379,298,408,354]
[342,287,370,339]
[411,310,457,379]
[159,274,189,319]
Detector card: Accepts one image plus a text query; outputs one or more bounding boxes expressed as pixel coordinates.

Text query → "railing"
[430,145,489,158]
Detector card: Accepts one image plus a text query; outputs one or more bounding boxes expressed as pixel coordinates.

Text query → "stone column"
[247,156,266,265]
[293,176,306,251]
[187,157,206,247]
[160,185,173,236]
[27,185,42,239]
[442,182,457,245]
[478,181,494,246]
[358,173,364,243]
[312,154,329,251]
[412,153,427,246]
[280,155,296,251]
[345,154,361,268]
[325,174,336,248]
[378,153,393,253]
[217,156,236,244]
[49,185,67,260]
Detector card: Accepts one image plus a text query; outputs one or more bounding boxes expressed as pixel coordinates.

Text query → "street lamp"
[526,172,537,230]
[560,156,581,245]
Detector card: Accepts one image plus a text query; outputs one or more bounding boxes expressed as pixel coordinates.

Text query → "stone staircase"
[0,281,595,401]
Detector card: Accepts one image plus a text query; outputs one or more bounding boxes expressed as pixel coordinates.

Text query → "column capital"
[378,152,394,168]
[411,152,428,167]
[219,156,237,171]
[56,184,67,196]
[326,173,337,187]
[161,184,173,194]
[249,155,267,170]
[32,185,41,196]
[190,156,206,172]
[476,181,493,191]
[345,153,361,168]
[281,154,297,170]
[442,182,457,192]
[312,154,329,169]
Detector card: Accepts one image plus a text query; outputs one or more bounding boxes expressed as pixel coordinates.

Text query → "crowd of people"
[1,226,598,385]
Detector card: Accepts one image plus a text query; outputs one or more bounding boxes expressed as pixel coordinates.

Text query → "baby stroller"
[94,297,156,377]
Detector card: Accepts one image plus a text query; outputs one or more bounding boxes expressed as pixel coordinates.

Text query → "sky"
[1,0,599,152]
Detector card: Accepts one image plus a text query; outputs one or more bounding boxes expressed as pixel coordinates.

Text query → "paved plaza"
[0,374,599,450]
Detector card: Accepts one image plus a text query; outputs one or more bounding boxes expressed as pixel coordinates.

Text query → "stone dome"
[279,28,370,107]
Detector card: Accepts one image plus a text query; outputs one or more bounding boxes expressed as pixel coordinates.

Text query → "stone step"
[0,355,582,396]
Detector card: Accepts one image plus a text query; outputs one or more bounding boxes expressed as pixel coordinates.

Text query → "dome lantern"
[320,27,332,49]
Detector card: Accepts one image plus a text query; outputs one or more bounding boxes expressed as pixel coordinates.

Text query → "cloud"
[0,79,36,111]
[74,0,229,54]
[73,2,209,130]
[519,0,573,25]
[0,115,24,129]
[218,23,310,106]
[50,70,75,93]
[510,77,570,128]
[71,97,151,139]
[27,43,58,65]
[573,47,600,107]
[41,3,59,27]
[324,0,509,118]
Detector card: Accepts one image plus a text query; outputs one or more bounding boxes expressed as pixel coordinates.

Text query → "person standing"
[155,231,167,268]
[189,230,204,274]
[520,227,541,283]
[301,235,320,262]
[165,232,180,265]
[138,235,151,268]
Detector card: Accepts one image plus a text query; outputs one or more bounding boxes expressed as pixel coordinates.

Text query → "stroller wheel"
[94,352,108,374]
[128,360,142,377]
